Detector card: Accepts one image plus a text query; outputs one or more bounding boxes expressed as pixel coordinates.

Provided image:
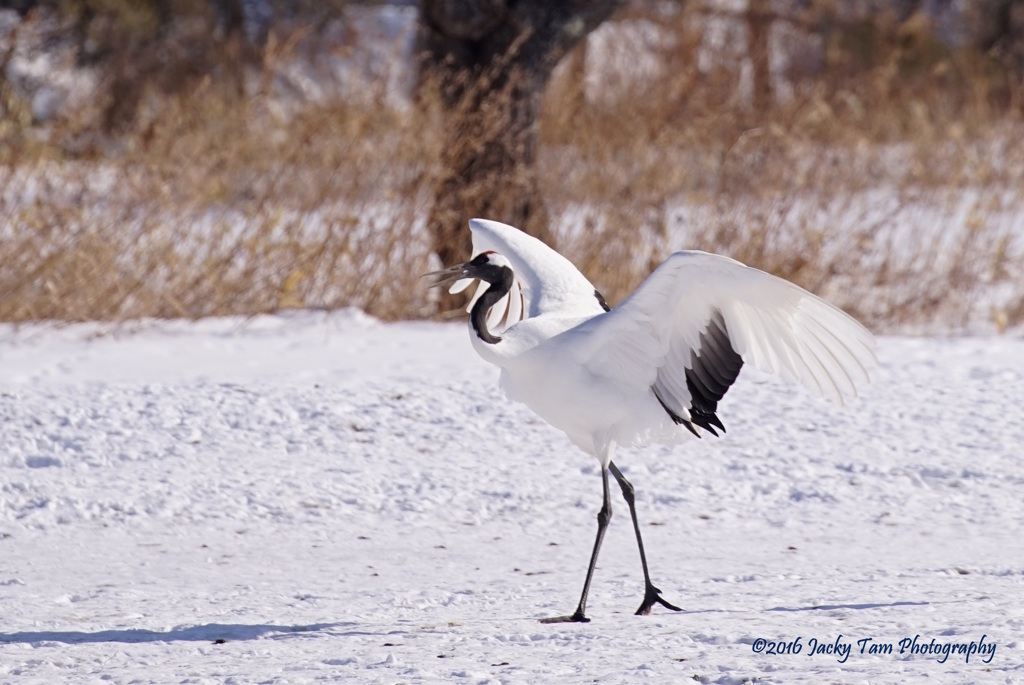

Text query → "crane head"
[423,251,511,291]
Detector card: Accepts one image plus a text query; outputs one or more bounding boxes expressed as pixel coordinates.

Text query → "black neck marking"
[470,263,514,345]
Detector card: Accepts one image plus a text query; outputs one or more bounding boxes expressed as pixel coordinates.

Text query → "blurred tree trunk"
[419,0,625,272]
[746,0,772,112]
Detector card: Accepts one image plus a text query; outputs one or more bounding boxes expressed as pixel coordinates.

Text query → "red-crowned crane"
[427,219,875,623]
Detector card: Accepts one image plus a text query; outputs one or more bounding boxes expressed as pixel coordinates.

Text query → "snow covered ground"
[1,310,1022,683]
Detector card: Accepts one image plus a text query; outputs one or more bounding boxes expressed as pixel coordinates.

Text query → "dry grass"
[537,5,1024,333]
[1,5,1023,333]
[1,90,438,321]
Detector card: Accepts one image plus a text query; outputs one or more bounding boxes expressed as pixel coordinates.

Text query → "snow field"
[1,311,1022,683]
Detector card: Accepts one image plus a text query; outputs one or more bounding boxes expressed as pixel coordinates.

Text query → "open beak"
[423,263,469,289]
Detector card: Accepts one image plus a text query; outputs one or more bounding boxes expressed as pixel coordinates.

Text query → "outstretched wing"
[564,250,876,435]
[449,219,609,325]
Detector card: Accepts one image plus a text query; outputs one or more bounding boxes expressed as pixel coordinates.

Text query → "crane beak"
[423,263,470,289]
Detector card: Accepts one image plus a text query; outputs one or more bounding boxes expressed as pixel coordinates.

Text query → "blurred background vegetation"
[1,0,1022,332]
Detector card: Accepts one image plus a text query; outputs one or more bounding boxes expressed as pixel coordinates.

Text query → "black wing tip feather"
[684,311,743,436]
[689,409,725,436]
[654,309,743,439]
[652,385,701,438]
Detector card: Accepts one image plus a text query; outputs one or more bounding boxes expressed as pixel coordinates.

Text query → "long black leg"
[540,465,613,624]
[609,461,682,616]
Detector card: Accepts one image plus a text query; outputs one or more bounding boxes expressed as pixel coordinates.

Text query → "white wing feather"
[449,219,606,321]
[565,251,876,412]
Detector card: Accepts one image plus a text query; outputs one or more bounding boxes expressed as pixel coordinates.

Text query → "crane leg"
[609,461,682,616]
[540,465,613,624]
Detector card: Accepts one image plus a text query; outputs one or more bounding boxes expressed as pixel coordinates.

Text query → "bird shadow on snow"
[0,622,376,645]
[766,600,930,612]
[654,600,931,618]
